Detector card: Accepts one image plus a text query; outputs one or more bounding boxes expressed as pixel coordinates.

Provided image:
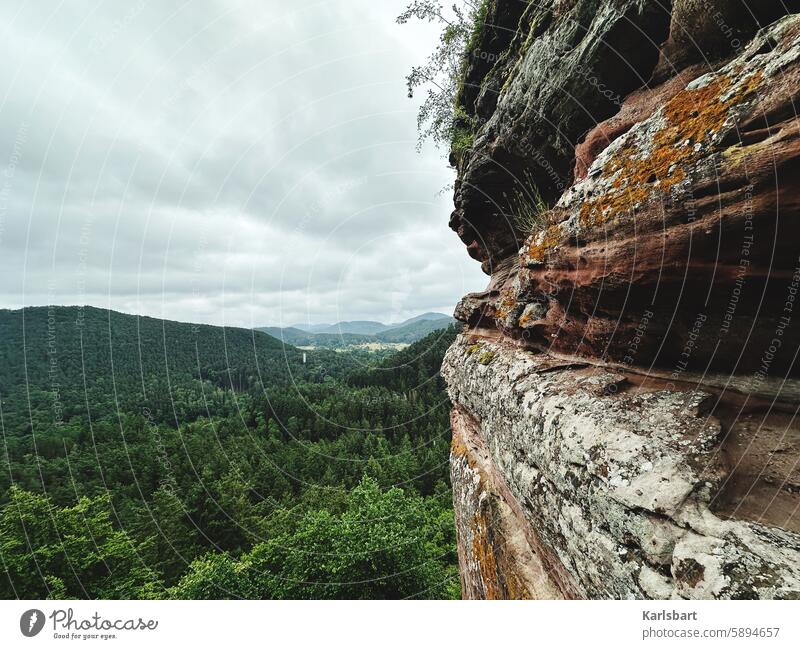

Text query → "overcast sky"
[0,0,485,327]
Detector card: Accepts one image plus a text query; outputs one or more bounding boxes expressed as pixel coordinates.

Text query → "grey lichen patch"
[442,334,800,599]
[638,565,674,599]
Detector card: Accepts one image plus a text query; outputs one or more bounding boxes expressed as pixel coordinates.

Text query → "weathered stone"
[450,406,571,599]
[451,0,673,269]
[466,15,800,376]
[444,2,800,600]
[652,0,800,82]
[444,336,800,599]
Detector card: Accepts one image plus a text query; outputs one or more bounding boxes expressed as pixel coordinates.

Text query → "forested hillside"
[0,307,461,599]
[257,314,456,348]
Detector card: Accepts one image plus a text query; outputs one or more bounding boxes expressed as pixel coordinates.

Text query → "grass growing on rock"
[451,124,476,164]
[506,171,550,236]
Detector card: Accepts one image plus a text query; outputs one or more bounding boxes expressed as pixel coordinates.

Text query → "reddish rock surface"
[460,17,800,377]
[445,3,800,599]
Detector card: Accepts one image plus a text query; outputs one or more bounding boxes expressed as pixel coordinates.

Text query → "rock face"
[445,2,800,599]
[445,337,800,598]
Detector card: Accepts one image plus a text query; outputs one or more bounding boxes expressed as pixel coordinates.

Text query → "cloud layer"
[0,0,485,327]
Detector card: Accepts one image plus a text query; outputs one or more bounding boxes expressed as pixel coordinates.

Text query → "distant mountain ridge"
[317,321,391,335]
[390,312,452,327]
[289,312,450,335]
[260,312,457,347]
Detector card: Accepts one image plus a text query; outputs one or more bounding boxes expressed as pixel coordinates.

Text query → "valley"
[0,306,461,599]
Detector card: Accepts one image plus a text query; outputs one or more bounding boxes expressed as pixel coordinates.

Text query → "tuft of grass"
[451,127,475,163]
[504,170,549,235]
[477,350,496,365]
[466,342,484,356]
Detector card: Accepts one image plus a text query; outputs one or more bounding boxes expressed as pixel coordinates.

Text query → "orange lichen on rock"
[471,501,531,600]
[526,224,562,264]
[451,425,480,471]
[471,514,501,599]
[494,289,518,321]
[579,70,764,229]
[451,430,470,460]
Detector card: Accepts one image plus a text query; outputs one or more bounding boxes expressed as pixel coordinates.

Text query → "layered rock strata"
[445,2,800,599]
[445,336,800,598]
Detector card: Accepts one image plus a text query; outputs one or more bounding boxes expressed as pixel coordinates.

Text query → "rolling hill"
[0,306,358,432]
[259,312,457,347]
[0,310,461,600]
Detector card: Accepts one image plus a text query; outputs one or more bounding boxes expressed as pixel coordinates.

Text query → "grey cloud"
[0,0,485,327]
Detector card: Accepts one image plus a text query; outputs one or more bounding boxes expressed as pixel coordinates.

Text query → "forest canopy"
[0,306,461,599]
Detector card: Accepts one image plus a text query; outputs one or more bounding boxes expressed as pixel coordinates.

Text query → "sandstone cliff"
[444,0,800,599]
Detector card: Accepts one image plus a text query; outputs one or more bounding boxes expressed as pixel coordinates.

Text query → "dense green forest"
[0,306,460,599]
